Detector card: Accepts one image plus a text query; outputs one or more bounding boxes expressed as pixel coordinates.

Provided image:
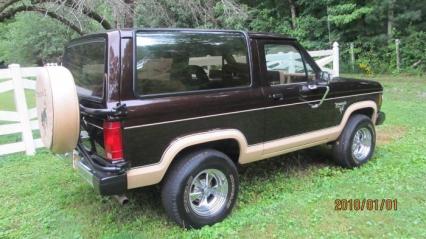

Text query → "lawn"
[0,74,425,238]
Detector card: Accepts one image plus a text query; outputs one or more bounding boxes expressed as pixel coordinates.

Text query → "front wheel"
[161,149,239,229]
[332,114,376,168]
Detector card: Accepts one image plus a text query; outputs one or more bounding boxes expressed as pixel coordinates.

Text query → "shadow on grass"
[111,145,338,224]
[238,145,336,183]
[127,186,163,211]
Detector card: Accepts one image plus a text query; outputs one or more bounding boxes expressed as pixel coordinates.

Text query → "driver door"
[259,40,337,143]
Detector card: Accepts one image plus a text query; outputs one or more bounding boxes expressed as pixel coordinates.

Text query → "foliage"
[357,62,373,76]
[0,13,77,65]
[337,32,426,75]
[0,0,426,72]
[352,38,397,75]
[1,74,426,238]
[327,3,373,26]
[399,31,426,72]
[134,0,248,29]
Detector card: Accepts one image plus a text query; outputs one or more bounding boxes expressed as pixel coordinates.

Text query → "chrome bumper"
[73,150,127,196]
[76,157,95,187]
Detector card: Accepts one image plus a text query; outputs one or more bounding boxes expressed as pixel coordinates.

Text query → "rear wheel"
[332,114,376,168]
[161,149,239,229]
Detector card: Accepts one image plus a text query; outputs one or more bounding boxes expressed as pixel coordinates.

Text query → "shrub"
[400,32,426,73]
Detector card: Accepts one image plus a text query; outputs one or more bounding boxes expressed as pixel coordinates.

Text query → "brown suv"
[62,29,385,228]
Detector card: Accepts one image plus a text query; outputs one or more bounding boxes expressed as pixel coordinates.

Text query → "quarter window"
[264,44,310,85]
[135,32,250,95]
[63,39,106,98]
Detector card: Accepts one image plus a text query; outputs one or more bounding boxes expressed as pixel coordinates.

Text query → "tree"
[0,0,249,65]
[387,0,395,38]
[0,0,425,72]
[135,0,248,29]
[0,0,249,33]
[0,12,78,65]
[0,0,137,34]
[287,0,297,29]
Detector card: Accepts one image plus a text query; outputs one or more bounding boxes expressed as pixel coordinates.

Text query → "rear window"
[135,32,250,96]
[63,38,106,99]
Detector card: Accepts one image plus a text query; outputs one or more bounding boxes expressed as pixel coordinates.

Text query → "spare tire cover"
[36,66,80,154]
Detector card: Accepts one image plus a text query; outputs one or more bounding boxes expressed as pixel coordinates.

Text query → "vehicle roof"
[247,32,295,40]
[78,28,296,41]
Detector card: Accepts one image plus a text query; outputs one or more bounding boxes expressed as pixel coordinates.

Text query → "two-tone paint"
[73,29,383,190]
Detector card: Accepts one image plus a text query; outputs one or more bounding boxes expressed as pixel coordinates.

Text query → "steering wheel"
[184,65,209,84]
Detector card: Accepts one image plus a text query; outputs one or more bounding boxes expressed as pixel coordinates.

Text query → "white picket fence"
[308,42,340,77]
[0,64,44,156]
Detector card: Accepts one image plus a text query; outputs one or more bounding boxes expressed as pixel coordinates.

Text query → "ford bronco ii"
[60,29,385,228]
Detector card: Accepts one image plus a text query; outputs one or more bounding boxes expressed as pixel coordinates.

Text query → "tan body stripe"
[127,100,378,189]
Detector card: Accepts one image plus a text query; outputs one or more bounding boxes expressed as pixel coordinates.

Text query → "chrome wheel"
[188,169,229,217]
[352,127,372,161]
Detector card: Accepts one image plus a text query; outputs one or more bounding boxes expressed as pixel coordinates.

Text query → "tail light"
[103,121,123,161]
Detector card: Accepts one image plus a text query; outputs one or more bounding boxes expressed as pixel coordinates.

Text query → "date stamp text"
[335,199,397,211]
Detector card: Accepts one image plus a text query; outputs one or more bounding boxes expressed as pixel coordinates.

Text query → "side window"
[264,44,309,85]
[135,32,250,96]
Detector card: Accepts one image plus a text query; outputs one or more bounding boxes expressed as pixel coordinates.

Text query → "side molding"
[127,100,377,189]
[240,100,377,164]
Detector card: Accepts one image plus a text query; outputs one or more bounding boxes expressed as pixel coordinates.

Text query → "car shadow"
[117,145,337,222]
[238,145,336,183]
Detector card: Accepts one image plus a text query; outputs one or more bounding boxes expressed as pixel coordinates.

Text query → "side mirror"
[320,71,332,82]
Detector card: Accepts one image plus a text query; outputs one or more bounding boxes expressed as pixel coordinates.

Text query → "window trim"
[132,30,253,99]
[259,40,318,87]
[63,35,108,102]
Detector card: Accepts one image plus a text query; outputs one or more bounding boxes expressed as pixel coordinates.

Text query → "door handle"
[309,85,330,109]
[299,83,330,108]
[269,93,284,100]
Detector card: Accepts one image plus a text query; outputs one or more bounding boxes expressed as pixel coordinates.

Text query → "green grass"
[1,74,426,238]
[0,88,36,112]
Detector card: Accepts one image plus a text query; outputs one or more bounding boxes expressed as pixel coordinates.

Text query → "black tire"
[161,149,239,229]
[332,114,376,168]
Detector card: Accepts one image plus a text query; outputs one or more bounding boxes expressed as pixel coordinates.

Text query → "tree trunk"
[287,0,297,29]
[387,0,395,39]
[123,0,135,28]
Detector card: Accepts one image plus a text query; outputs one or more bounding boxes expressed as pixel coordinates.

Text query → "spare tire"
[36,66,80,154]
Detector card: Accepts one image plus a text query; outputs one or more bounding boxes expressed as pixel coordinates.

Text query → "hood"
[330,77,383,95]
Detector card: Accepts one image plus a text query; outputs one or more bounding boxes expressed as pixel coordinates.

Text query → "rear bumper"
[376,111,386,125]
[75,145,128,196]
[76,158,127,195]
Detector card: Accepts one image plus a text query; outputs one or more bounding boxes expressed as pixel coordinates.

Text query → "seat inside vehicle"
[137,56,249,93]
[267,70,307,85]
